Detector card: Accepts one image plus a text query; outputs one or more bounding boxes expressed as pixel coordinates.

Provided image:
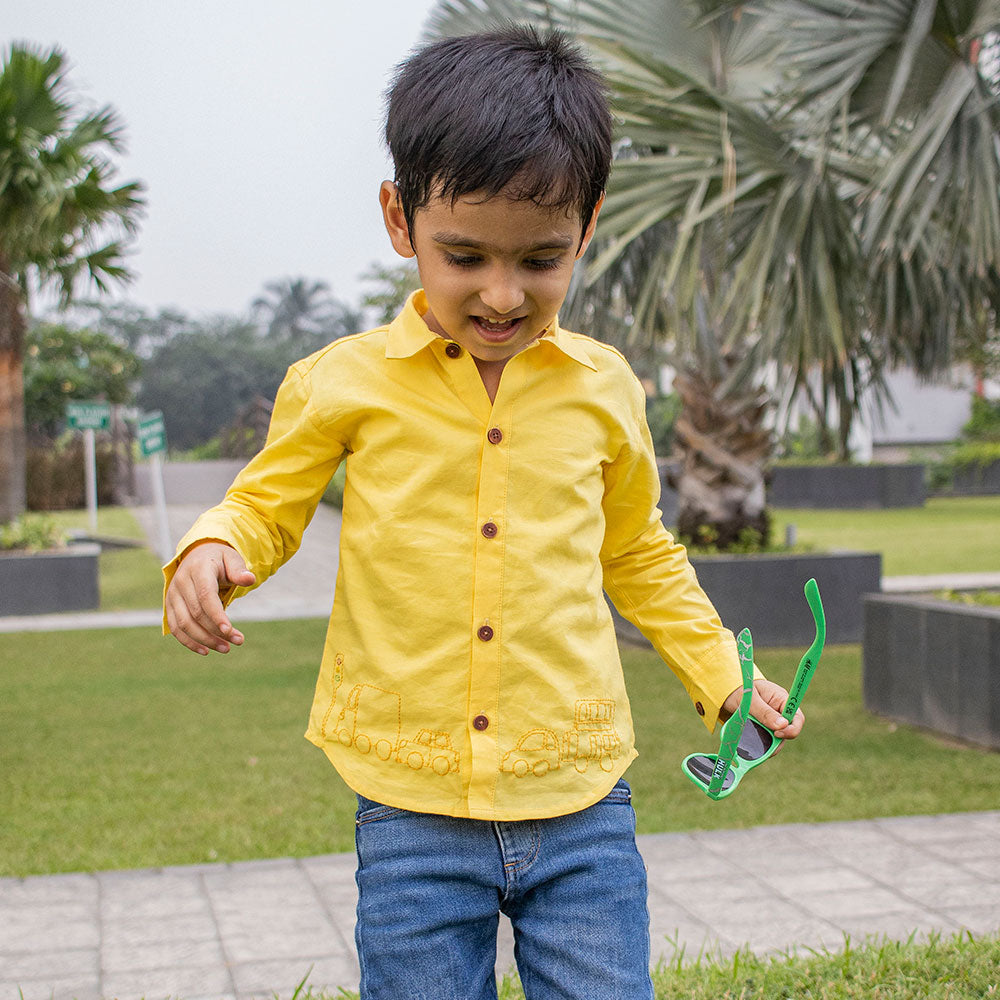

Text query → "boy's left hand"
[721,679,805,740]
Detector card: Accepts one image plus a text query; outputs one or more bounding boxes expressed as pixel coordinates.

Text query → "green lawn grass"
[3,622,998,877]
[489,932,1000,1000]
[47,507,165,610]
[770,496,1000,576]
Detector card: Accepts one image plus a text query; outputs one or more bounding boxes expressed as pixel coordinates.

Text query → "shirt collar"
[384,290,598,372]
[384,291,440,359]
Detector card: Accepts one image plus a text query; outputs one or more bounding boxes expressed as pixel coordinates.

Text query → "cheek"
[419,264,469,304]
[533,273,574,309]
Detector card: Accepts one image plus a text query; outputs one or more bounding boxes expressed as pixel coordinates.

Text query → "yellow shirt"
[165,291,746,821]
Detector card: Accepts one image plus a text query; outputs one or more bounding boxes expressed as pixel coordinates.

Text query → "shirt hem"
[305,730,638,822]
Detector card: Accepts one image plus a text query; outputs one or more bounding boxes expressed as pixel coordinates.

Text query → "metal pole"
[150,451,173,564]
[83,428,98,534]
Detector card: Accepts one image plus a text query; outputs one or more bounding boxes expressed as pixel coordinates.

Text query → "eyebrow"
[430,232,575,253]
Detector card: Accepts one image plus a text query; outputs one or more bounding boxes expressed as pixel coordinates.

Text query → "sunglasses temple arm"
[708,628,754,797]
[782,578,827,723]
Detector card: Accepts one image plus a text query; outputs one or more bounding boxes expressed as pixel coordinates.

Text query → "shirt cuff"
[682,638,766,732]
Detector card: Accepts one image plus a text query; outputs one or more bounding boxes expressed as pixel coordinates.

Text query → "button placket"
[467,404,511,814]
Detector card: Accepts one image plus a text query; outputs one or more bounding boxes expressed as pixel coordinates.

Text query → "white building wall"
[868,366,975,446]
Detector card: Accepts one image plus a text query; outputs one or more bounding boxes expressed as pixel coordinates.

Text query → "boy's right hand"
[165,542,256,655]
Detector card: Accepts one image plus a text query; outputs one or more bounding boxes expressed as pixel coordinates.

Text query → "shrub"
[949,439,1000,473]
[775,414,843,463]
[26,434,116,511]
[645,394,679,456]
[962,395,1000,441]
[0,513,66,551]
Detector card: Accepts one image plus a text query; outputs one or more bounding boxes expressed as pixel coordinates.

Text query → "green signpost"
[66,400,112,432]
[137,411,173,561]
[66,400,113,531]
[137,411,167,458]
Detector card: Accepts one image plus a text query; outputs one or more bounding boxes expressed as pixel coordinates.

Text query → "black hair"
[385,25,613,236]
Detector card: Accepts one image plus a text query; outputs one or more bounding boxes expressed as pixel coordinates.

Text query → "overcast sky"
[3,1,442,319]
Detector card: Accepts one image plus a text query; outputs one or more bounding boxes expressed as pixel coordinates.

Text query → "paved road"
[2,811,998,1000]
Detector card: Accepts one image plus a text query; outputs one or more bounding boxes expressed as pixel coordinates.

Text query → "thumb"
[221,548,256,587]
[750,691,790,735]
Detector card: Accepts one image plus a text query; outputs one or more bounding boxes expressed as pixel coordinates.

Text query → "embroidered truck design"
[395,729,460,775]
[501,699,621,777]
[331,684,402,761]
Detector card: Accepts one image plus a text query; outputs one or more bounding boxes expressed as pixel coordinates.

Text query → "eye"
[444,252,481,268]
[524,257,562,271]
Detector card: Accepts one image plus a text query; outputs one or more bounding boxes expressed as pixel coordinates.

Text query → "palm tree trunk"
[0,260,27,524]
[669,366,772,549]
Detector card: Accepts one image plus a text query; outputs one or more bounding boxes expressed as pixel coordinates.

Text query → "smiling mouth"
[473,315,524,338]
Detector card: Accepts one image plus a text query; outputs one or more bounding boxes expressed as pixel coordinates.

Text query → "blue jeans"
[353,779,654,1000]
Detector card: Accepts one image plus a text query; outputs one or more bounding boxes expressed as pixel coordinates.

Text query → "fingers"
[719,684,745,722]
[165,543,255,655]
[751,680,806,740]
[222,547,257,588]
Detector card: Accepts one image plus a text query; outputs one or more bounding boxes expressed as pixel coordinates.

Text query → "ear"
[380,181,416,259]
[575,192,605,259]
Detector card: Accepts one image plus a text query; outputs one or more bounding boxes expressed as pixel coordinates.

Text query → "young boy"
[165,26,803,1000]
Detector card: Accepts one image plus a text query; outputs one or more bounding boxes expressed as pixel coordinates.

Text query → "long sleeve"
[600,376,753,731]
[162,362,347,607]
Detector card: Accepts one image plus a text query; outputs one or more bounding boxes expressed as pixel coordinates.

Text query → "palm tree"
[251,277,362,349]
[426,0,1000,546]
[0,44,143,524]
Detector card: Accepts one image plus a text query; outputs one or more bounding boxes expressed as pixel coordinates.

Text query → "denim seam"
[356,805,404,826]
[602,788,631,805]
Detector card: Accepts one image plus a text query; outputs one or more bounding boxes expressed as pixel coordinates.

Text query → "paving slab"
[2,812,998,999]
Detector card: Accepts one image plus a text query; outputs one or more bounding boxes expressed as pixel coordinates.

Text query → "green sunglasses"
[681,578,826,800]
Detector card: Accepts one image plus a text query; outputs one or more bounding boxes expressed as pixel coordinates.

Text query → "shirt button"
[445,342,462,358]
[487,427,503,444]
[695,702,705,716]
[481,521,498,538]
[472,714,490,731]
[477,625,494,642]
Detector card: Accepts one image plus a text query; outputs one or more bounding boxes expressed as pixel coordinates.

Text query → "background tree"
[0,43,143,523]
[251,276,362,350]
[359,261,422,326]
[23,323,140,437]
[427,0,1000,547]
[76,299,188,359]
[137,316,296,451]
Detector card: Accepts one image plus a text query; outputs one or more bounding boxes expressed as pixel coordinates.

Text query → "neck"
[473,356,507,403]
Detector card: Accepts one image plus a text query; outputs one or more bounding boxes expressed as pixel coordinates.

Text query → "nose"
[479,267,525,316]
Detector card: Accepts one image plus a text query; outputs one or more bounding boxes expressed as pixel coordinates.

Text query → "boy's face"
[380,181,602,364]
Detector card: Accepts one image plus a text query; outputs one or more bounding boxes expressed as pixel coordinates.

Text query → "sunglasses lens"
[687,754,735,790]
[736,718,774,761]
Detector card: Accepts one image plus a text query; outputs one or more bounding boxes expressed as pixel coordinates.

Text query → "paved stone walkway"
[2,811,998,1000]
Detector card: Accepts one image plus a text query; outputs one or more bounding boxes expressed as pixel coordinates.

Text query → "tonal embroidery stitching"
[501,699,622,777]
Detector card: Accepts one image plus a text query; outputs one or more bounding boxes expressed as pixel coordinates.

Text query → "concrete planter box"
[613,550,882,649]
[0,544,100,616]
[769,463,926,508]
[950,459,1000,496]
[863,592,1000,751]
